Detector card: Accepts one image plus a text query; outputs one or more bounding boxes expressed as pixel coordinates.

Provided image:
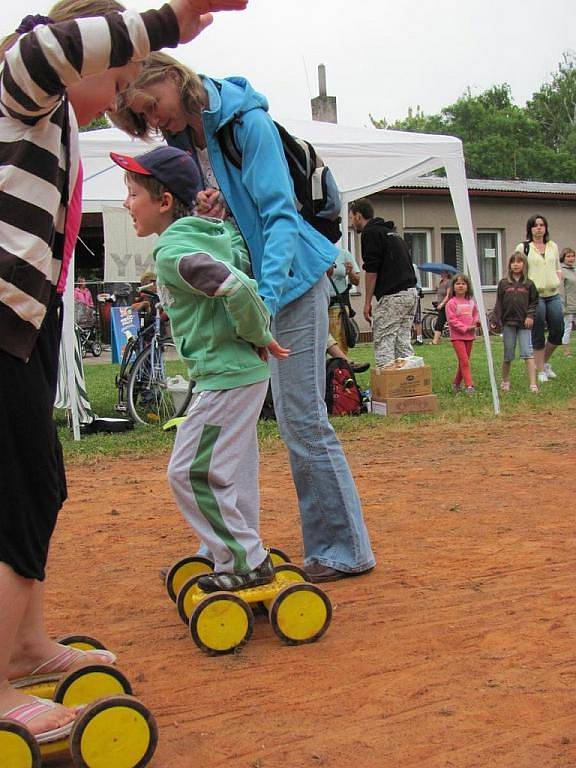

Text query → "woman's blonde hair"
[110,52,207,139]
[0,0,124,61]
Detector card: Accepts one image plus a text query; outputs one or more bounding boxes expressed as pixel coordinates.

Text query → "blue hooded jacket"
[168,75,337,317]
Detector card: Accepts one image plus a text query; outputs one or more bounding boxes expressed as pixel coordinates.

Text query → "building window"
[404,229,432,289]
[441,231,464,272]
[477,231,501,287]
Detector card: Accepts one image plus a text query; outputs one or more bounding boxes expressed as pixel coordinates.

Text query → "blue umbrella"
[417,262,458,275]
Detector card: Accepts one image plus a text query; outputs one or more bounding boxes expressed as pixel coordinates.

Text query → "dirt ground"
[48,405,576,768]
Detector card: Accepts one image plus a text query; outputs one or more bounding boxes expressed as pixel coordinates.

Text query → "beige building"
[347,178,576,330]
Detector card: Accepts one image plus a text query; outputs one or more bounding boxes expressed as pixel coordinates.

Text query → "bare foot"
[0,682,76,737]
[9,641,115,681]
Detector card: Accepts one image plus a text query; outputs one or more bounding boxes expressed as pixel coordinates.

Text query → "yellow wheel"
[69,695,157,768]
[274,563,307,582]
[189,593,254,655]
[269,583,332,645]
[268,547,291,566]
[260,563,308,613]
[0,720,41,768]
[54,665,132,707]
[166,556,214,603]
[56,635,108,652]
[176,574,206,624]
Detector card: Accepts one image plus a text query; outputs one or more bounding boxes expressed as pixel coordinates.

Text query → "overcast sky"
[1,0,574,127]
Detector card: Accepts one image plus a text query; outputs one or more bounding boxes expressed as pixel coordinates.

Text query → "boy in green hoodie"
[111,147,289,592]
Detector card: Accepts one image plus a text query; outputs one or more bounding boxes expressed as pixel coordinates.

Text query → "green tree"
[371,64,576,183]
[79,116,110,132]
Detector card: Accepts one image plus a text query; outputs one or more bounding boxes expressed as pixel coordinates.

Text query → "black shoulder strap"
[523,241,530,256]
[217,121,242,169]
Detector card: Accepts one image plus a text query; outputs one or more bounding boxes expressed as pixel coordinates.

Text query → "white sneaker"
[537,371,548,383]
[544,363,557,379]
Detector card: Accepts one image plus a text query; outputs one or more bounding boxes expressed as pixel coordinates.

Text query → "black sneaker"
[350,361,370,374]
[197,554,275,593]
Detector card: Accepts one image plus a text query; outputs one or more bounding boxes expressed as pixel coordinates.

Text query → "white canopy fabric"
[71,123,499,432]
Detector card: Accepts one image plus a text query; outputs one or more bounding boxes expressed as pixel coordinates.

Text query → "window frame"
[403,228,433,290]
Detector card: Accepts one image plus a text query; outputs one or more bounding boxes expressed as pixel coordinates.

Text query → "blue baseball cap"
[110,146,202,208]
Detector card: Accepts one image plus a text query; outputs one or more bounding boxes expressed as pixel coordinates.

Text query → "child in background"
[431,270,453,345]
[560,247,576,357]
[491,254,539,392]
[111,146,290,593]
[445,274,479,394]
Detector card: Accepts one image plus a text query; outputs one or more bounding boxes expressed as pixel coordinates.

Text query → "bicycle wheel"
[422,312,437,339]
[127,343,193,426]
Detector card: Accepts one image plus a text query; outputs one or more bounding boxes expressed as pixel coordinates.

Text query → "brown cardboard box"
[370,394,438,416]
[370,365,432,399]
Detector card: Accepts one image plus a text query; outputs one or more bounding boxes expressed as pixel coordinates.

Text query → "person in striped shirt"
[0,0,247,744]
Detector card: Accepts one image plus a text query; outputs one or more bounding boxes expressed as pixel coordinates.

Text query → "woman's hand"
[170,0,248,46]
[524,317,534,329]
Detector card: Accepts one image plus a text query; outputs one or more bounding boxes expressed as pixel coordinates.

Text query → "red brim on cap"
[110,152,152,175]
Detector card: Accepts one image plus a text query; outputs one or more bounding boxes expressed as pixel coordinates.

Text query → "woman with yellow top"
[516,214,564,383]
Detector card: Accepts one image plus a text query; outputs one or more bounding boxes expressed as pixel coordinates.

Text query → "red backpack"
[325,359,364,416]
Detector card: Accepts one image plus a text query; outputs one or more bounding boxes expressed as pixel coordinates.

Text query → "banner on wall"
[103,206,157,283]
[110,307,140,364]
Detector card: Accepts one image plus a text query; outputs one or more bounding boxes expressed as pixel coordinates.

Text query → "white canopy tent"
[65,123,498,436]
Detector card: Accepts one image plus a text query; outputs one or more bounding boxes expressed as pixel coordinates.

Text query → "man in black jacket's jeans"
[350,198,418,368]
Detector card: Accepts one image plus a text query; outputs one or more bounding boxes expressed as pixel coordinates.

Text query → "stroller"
[74,301,102,358]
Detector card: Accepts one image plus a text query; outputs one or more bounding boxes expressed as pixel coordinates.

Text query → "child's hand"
[170,0,248,45]
[256,339,291,361]
[524,317,534,329]
[195,188,224,217]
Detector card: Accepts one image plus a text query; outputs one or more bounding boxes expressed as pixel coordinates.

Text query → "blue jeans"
[502,325,533,361]
[532,294,564,349]
[269,276,375,573]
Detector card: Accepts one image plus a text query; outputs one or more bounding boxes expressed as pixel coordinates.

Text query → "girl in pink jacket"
[445,274,479,393]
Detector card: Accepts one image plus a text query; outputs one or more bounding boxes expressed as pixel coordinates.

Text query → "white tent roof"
[78,123,499,414]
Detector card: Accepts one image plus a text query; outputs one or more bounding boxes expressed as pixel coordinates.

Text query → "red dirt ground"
[47,405,576,768]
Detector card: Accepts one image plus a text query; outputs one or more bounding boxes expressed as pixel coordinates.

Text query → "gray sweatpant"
[167,379,269,574]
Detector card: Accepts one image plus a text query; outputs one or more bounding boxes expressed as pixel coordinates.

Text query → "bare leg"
[502,361,511,384]
[432,330,441,345]
[533,348,545,373]
[0,563,75,736]
[525,358,537,388]
[543,341,558,364]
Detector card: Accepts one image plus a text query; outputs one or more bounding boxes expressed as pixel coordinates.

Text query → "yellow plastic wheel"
[166,556,214,603]
[268,547,291,566]
[189,593,254,655]
[269,583,332,645]
[0,720,41,768]
[69,695,157,768]
[176,574,206,624]
[274,563,307,582]
[56,635,108,652]
[54,665,132,707]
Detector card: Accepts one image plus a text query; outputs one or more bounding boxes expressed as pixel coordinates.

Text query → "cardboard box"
[370,365,432,400]
[370,394,438,416]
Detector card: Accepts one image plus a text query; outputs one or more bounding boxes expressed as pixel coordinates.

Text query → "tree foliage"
[371,53,576,182]
[79,116,110,132]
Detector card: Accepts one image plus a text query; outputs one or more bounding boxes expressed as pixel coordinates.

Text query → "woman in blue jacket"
[111,53,374,582]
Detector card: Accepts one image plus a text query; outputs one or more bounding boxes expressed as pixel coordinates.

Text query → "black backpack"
[217,120,343,243]
[325,359,364,416]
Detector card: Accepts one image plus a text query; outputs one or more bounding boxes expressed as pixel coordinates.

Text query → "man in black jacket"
[350,198,418,367]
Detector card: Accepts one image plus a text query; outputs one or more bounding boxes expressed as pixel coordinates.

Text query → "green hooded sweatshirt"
[154,216,273,392]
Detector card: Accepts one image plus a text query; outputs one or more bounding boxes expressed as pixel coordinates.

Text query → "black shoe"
[350,361,370,374]
[197,554,275,593]
[414,340,424,346]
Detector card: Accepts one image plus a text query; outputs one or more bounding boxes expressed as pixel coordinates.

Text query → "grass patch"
[57,338,574,462]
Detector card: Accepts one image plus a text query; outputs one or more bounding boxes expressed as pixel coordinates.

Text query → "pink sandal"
[4,696,76,743]
[11,645,117,687]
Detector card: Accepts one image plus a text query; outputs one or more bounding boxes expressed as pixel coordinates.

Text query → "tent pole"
[445,157,500,415]
[64,249,81,440]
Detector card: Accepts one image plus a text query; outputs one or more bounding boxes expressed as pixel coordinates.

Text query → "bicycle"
[115,303,194,426]
[421,306,450,339]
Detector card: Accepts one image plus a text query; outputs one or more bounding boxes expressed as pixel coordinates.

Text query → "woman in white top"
[516,214,564,383]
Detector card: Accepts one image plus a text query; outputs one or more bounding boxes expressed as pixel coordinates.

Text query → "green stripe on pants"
[189,423,248,573]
